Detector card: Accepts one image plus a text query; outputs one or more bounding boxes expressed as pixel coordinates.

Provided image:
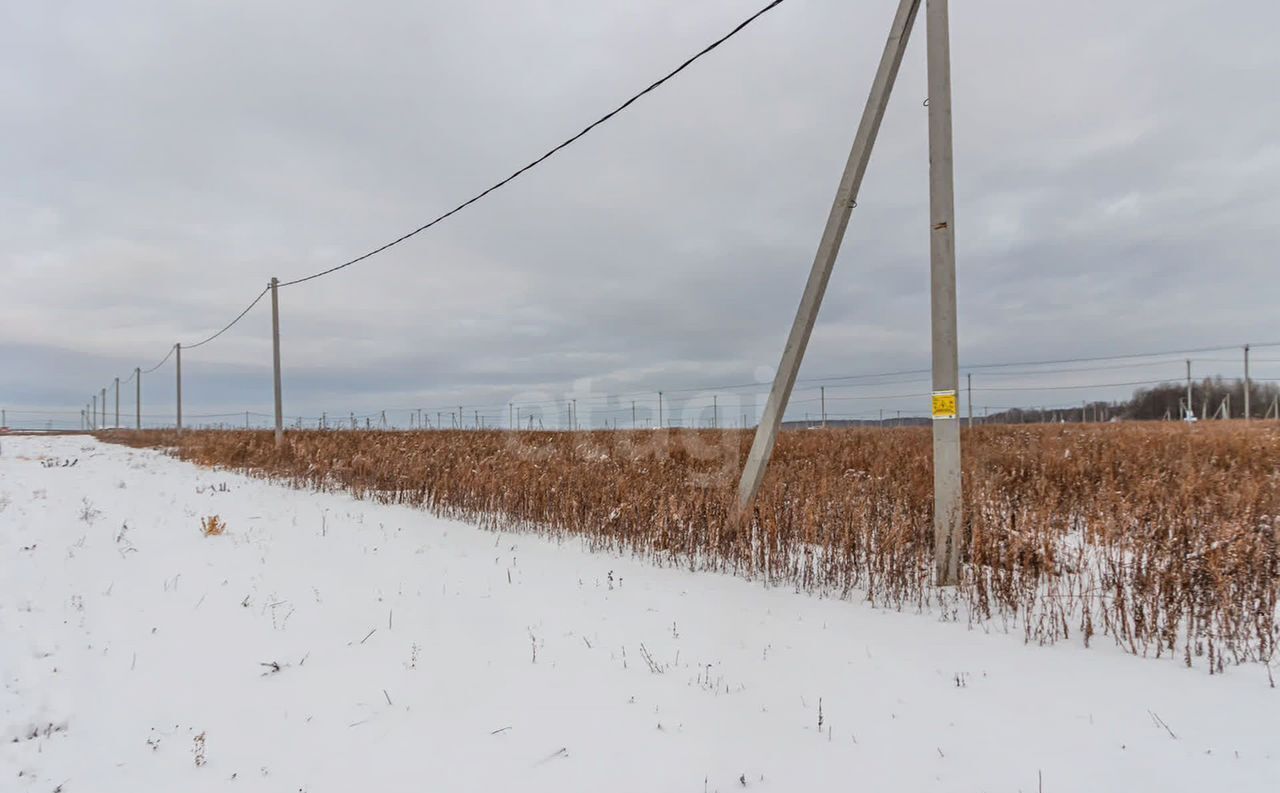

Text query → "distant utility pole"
[820,386,827,427]
[967,373,972,429]
[175,343,183,434]
[736,0,926,512]
[1185,359,1192,419]
[270,277,284,447]
[1244,344,1251,422]
[632,400,637,429]
[92,393,97,430]
[101,387,107,428]
[114,377,120,428]
[658,391,664,429]
[572,399,578,431]
[135,367,141,429]
[714,395,719,429]
[509,403,514,429]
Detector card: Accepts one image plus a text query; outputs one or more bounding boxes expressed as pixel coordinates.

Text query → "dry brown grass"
[200,514,226,537]
[105,423,1280,672]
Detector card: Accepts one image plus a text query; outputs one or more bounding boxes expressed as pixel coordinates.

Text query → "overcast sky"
[3,0,1278,428]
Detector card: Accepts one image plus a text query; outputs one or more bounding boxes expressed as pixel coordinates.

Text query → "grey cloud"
[3,0,1278,426]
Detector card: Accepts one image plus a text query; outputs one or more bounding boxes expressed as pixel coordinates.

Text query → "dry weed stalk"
[200,515,226,537]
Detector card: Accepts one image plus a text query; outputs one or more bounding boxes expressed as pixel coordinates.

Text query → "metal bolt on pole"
[736,0,921,512]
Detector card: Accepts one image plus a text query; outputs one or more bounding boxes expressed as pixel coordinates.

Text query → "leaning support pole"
[175,343,183,434]
[270,277,284,447]
[926,0,962,586]
[735,0,921,512]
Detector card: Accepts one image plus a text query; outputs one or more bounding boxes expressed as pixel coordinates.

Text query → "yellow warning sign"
[932,390,958,420]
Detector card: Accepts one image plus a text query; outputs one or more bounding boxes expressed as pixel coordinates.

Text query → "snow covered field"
[1,435,1276,792]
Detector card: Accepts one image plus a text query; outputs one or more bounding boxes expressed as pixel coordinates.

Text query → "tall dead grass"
[104,423,1279,672]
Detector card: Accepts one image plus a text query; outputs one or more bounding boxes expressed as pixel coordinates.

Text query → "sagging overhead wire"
[129,286,269,378]
[182,286,271,350]
[141,345,176,374]
[276,0,789,287]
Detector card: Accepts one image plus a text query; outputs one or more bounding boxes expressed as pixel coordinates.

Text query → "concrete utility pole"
[135,368,141,429]
[736,0,921,512]
[820,386,827,428]
[927,0,962,584]
[1185,359,1193,419]
[92,394,98,430]
[101,387,107,428]
[966,373,972,429]
[271,277,284,447]
[114,377,120,428]
[658,392,664,429]
[1244,344,1251,422]
[714,395,719,429]
[175,344,183,434]
[632,400,637,429]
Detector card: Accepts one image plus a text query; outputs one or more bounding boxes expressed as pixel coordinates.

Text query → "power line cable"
[181,286,270,350]
[975,378,1171,393]
[141,345,176,374]
[276,0,789,288]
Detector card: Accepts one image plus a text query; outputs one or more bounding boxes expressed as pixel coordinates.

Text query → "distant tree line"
[984,377,1280,424]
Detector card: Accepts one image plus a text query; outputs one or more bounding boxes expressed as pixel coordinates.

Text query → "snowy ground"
[1,436,1276,792]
